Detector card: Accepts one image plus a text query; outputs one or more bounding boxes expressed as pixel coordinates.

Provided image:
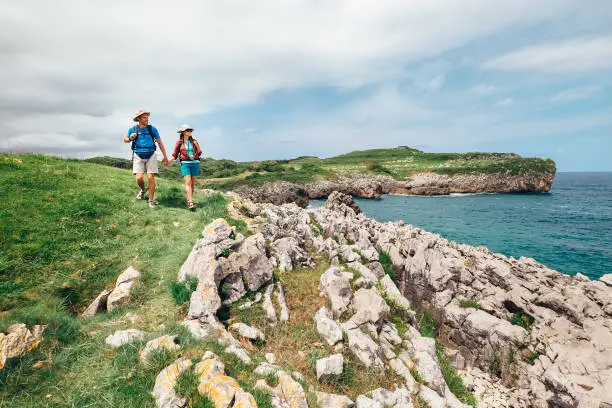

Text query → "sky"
[0,1,611,171]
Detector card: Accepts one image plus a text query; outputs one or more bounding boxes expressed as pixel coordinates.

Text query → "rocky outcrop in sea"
[235,171,555,208]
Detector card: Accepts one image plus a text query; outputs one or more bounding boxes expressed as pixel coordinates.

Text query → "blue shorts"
[180,161,200,177]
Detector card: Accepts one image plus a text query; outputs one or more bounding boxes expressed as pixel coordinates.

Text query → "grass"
[172,277,198,305]
[0,153,235,407]
[435,344,477,407]
[378,250,396,282]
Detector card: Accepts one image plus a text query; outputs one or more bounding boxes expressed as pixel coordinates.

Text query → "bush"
[511,312,535,330]
[378,250,396,282]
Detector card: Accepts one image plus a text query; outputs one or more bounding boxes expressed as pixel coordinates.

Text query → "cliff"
[204,147,556,207]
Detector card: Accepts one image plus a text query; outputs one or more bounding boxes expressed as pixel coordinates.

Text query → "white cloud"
[550,86,601,102]
[471,84,497,94]
[0,0,607,159]
[427,74,446,91]
[496,98,514,106]
[484,35,612,72]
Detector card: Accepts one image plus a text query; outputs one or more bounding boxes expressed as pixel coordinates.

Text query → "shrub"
[511,312,535,330]
[378,250,396,282]
[418,310,437,338]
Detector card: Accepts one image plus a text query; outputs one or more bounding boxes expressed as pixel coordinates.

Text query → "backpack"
[176,137,198,164]
[131,125,157,159]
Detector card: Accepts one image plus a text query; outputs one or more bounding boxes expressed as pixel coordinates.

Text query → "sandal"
[187,201,195,210]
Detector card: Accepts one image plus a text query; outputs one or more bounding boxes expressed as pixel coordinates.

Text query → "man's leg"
[136,174,145,191]
[184,175,193,203]
[147,173,156,201]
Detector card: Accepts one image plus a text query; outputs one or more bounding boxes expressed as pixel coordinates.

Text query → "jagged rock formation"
[234,171,555,207]
[219,193,611,408]
[134,191,607,407]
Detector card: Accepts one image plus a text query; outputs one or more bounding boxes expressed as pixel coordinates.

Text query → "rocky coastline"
[235,171,555,208]
[68,189,608,408]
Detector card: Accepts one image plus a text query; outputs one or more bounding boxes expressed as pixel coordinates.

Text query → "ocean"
[311,172,612,280]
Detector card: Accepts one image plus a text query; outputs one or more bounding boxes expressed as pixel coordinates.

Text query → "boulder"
[229,323,265,342]
[355,395,383,408]
[140,335,180,364]
[319,267,354,318]
[343,325,384,369]
[107,266,141,311]
[276,282,290,323]
[316,391,355,408]
[316,354,344,381]
[0,324,45,369]
[349,288,390,327]
[105,329,147,348]
[314,307,343,347]
[81,289,111,316]
[262,283,278,325]
[324,191,362,215]
[152,358,192,408]
[271,237,314,272]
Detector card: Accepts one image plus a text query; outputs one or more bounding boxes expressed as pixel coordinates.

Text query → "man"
[123,110,169,207]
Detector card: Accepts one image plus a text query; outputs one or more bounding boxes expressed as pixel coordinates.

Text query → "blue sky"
[0,1,611,171]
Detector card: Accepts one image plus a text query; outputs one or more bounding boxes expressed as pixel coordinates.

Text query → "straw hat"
[177,125,194,133]
[133,109,150,121]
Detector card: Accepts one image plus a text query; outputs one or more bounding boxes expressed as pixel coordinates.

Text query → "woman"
[169,125,202,210]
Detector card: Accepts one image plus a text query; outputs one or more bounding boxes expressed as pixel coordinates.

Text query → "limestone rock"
[140,335,180,364]
[152,358,192,408]
[314,307,343,347]
[355,395,383,408]
[316,353,344,381]
[319,266,354,318]
[277,372,309,408]
[105,329,147,348]
[229,323,265,342]
[263,283,278,325]
[316,391,355,408]
[107,266,141,311]
[276,282,290,323]
[271,237,314,272]
[343,325,384,369]
[0,324,45,369]
[324,191,362,215]
[349,288,390,327]
[81,289,111,316]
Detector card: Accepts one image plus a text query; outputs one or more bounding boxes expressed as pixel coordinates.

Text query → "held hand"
[162,158,169,166]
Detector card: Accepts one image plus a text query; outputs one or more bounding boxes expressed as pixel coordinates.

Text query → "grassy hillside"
[0,154,243,407]
[88,147,556,192]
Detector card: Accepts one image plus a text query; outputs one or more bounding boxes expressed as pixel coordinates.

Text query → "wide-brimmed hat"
[177,125,194,133]
[133,109,150,121]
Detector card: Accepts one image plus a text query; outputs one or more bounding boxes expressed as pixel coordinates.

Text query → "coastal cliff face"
[235,171,555,207]
[218,191,610,408]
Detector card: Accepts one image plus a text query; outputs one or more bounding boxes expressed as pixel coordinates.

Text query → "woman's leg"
[183,175,193,203]
[190,176,197,195]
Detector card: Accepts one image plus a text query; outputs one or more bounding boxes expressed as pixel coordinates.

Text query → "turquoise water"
[312,173,612,279]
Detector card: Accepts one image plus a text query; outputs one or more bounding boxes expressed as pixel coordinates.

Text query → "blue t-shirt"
[127,125,160,156]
